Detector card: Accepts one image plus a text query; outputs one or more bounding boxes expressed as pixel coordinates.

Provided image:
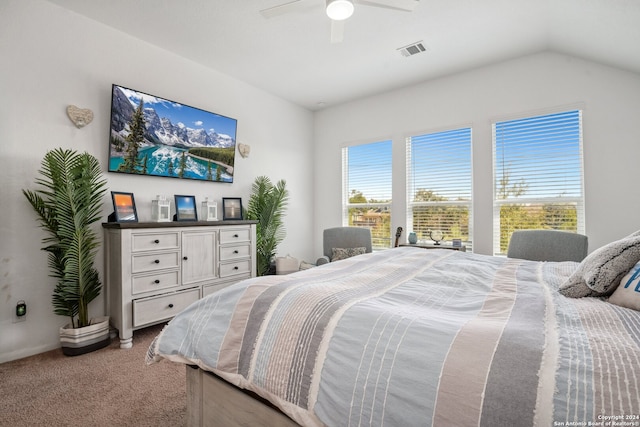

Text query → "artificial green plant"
[23,148,107,328]
[245,176,289,276]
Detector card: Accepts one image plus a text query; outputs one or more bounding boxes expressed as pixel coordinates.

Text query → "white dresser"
[103,221,257,348]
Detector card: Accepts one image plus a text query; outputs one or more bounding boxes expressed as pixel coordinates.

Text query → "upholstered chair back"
[316,227,372,265]
[507,229,588,262]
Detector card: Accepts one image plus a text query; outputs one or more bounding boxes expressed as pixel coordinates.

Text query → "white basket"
[276,255,299,275]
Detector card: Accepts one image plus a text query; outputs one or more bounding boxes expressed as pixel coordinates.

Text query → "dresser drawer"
[219,244,251,261]
[220,259,251,278]
[132,288,199,327]
[132,232,180,252]
[220,228,250,244]
[131,270,180,295]
[132,251,180,274]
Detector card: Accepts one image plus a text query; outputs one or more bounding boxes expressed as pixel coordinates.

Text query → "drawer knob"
[183,256,188,261]
[234,266,239,270]
[154,259,160,264]
[154,239,160,244]
[168,303,174,308]
[233,234,239,238]
[154,279,160,284]
[233,250,239,254]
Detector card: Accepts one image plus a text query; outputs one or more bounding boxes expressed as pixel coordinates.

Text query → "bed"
[147,246,640,427]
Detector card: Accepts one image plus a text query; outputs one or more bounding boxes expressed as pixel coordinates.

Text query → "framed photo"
[174,195,198,221]
[222,197,243,220]
[111,191,138,222]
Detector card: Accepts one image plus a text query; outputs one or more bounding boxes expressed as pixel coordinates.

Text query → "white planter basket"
[59,316,111,356]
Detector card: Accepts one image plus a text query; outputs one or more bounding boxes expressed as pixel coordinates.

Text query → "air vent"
[398,41,427,57]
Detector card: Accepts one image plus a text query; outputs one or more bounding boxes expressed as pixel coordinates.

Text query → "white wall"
[0,0,314,363]
[314,52,640,256]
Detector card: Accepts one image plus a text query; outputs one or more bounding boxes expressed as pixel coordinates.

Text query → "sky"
[494,110,582,199]
[346,110,582,202]
[347,140,393,201]
[117,85,238,138]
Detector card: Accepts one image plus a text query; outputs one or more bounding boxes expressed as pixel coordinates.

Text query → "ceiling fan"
[260,0,420,43]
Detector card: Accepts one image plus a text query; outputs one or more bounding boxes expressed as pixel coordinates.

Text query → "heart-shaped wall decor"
[237,143,250,158]
[67,105,94,128]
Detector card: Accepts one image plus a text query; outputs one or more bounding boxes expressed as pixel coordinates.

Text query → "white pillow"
[608,261,640,311]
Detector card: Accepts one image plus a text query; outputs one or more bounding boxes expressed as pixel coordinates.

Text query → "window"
[493,109,585,255]
[342,140,392,249]
[406,128,472,247]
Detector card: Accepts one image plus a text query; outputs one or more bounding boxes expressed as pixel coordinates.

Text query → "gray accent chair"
[506,229,588,262]
[316,227,372,265]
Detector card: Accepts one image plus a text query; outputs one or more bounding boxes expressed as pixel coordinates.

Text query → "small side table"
[399,243,467,252]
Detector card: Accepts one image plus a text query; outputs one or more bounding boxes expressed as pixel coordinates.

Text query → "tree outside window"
[407,127,472,248]
[343,141,392,250]
[493,110,584,255]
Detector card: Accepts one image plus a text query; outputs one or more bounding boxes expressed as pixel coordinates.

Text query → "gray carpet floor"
[0,323,185,426]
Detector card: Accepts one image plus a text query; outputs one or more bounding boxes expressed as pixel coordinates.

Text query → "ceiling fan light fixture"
[326,0,354,21]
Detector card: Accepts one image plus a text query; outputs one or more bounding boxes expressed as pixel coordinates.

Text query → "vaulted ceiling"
[46,0,640,111]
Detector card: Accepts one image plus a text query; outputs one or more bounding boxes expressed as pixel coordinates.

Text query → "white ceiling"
[45,0,640,111]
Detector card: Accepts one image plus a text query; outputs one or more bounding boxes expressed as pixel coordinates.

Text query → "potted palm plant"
[245,176,289,276]
[23,148,109,356]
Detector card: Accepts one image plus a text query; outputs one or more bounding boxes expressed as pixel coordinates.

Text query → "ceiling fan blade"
[330,19,345,43]
[260,0,308,18]
[355,0,419,12]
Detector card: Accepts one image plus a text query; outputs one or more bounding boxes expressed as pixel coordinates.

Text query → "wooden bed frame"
[186,366,301,427]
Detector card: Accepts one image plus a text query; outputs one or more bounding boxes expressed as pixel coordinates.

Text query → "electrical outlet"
[12,300,26,323]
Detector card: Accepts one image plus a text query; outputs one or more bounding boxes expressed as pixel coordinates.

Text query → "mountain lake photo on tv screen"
[108,84,237,183]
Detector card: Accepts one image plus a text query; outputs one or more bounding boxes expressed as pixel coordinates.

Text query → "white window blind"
[342,140,393,249]
[493,109,585,255]
[406,127,472,247]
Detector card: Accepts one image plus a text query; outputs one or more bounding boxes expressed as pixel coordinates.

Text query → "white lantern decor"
[151,195,171,222]
[201,197,218,221]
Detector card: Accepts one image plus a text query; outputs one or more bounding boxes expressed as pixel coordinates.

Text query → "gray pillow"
[331,247,366,261]
[560,235,640,298]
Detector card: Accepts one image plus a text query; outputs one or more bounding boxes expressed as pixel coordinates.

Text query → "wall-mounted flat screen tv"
[108,84,237,183]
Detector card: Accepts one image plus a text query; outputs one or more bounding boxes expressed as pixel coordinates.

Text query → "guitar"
[394,226,403,247]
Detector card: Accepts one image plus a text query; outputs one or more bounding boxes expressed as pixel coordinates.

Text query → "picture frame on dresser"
[110,191,138,222]
[174,195,198,221]
[222,197,243,220]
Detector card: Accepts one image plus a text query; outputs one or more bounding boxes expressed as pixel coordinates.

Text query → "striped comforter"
[148,247,640,427]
